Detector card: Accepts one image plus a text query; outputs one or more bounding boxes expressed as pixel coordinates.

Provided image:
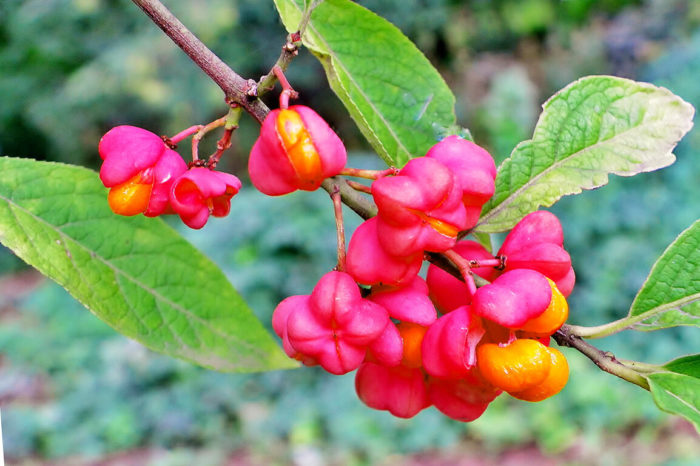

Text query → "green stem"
[255,0,324,97]
[207,105,243,168]
[321,177,377,220]
[566,315,644,339]
[618,359,664,374]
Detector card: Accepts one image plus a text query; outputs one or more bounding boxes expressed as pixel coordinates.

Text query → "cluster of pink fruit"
[99,103,574,421]
[98,125,241,229]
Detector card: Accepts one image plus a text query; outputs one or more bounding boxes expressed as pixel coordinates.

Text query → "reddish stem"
[190,116,227,162]
[165,125,203,147]
[469,258,503,269]
[274,66,299,109]
[346,180,372,194]
[331,186,347,272]
[207,128,234,168]
[443,249,478,297]
[340,167,399,180]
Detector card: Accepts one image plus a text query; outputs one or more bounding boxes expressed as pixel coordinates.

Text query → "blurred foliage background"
[1,0,699,464]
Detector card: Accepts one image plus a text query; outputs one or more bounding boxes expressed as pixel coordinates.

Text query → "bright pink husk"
[271,295,318,367]
[169,167,242,229]
[372,157,467,256]
[280,271,390,375]
[367,322,403,367]
[421,306,485,379]
[498,211,575,296]
[346,217,423,286]
[428,376,500,422]
[368,277,437,326]
[425,135,496,229]
[472,269,552,328]
[426,240,500,313]
[355,362,430,418]
[248,106,347,196]
[98,125,166,187]
[99,125,187,217]
[144,149,187,217]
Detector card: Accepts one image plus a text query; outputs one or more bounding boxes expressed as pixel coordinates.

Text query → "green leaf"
[648,372,700,432]
[664,355,700,378]
[274,0,458,167]
[628,219,700,331]
[470,231,493,253]
[476,76,695,233]
[0,157,295,372]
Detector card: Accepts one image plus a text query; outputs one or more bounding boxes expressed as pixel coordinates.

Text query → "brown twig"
[553,324,650,390]
[255,0,323,97]
[131,0,270,124]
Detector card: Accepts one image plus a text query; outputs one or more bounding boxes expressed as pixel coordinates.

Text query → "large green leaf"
[648,372,700,432]
[274,0,459,167]
[0,157,295,372]
[627,220,700,331]
[664,354,700,378]
[476,76,695,233]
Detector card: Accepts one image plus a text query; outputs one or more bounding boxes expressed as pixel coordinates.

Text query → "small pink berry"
[355,362,430,418]
[169,167,242,229]
[372,157,467,257]
[498,211,575,296]
[425,135,497,229]
[346,217,423,286]
[248,105,347,196]
[272,271,390,375]
[98,125,187,217]
[472,269,552,328]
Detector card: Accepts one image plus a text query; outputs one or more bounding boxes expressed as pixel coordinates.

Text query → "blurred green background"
[1,0,699,464]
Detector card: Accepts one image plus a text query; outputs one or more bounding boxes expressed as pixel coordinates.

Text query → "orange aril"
[276,109,323,189]
[397,322,427,369]
[408,209,460,238]
[476,339,551,393]
[108,172,152,216]
[518,279,569,336]
[510,346,569,402]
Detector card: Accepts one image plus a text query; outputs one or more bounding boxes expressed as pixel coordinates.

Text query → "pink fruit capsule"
[425,135,497,229]
[272,271,390,375]
[248,105,347,196]
[169,167,242,229]
[472,269,552,328]
[355,362,430,419]
[421,306,485,379]
[99,125,187,217]
[372,157,468,257]
[346,217,423,287]
[498,211,575,296]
